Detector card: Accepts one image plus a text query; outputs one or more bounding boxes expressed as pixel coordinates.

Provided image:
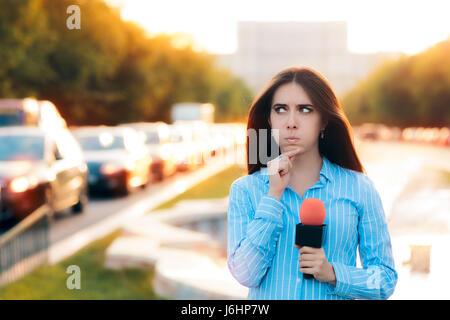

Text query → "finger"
[269,156,286,167]
[287,153,298,162]
[268,158,287,175]
[299,246,318,254]
[294,244,302,250]
[287,158,293,169]
[279,162,292,175]
[299,260,316,268]
[299,253,316,261]
[277,161,290,175]
[287,152,301,163]
[278,156,291,165]
[274,151,299,165]
[300,267,316,275]
[282,148,301,158]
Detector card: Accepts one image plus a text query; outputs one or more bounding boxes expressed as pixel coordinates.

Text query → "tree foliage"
[342,39,450,127]
[0,0,252,125]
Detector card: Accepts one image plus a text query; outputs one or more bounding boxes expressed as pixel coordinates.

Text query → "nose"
[286,111,298,129]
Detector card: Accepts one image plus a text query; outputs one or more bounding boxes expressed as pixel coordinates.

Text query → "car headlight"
[100,161,135,175]
[9,176,38,193]
[100,163,123,175]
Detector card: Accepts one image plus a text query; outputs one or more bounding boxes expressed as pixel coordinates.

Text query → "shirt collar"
[257,155,334,184]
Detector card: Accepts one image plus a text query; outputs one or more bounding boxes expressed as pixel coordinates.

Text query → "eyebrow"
[272,103,313,108]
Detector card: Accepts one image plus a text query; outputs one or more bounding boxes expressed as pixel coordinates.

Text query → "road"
[355,139,450,230]
[49,170,187,244]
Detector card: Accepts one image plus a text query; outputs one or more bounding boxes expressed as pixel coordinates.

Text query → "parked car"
[212,123,245,156]
[72,126,152,196]
[0,126,88,222]
[119,122,177,181]
[168,123,204,171]
[0,98,66,130]
[187,121,214,164]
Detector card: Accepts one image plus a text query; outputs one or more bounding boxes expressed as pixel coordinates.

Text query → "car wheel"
[71,185,88,214]
[140,177,148,189]
[117,181,130,196]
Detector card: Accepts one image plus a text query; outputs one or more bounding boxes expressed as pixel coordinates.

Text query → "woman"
[227,66,397,300]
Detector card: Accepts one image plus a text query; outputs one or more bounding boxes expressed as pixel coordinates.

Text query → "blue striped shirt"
[227,156,398,300]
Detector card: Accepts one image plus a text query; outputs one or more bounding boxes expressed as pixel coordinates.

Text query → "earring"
[320,130,324,139]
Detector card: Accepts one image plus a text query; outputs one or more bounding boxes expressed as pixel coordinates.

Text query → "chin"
[284,143,301,148]
[282,144,303,152]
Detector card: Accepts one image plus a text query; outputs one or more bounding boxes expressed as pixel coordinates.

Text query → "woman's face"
[269,81,325,154]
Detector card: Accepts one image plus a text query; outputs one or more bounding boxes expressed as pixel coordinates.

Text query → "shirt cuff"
[326,261,352,297]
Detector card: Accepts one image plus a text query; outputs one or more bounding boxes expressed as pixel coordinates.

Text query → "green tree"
[342,39,450,127]
[0,0,252,125]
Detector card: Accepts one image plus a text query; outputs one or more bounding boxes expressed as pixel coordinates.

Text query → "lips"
[285,137,300,143]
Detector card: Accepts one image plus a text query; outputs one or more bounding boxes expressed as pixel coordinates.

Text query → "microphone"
[295,198,327,279]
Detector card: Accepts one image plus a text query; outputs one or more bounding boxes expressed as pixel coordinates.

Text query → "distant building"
[217,21,402,98]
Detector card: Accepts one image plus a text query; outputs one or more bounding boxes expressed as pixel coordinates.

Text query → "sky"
[106,0,450,55]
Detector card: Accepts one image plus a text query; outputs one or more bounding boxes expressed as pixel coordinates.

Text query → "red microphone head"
[299,198,326,226]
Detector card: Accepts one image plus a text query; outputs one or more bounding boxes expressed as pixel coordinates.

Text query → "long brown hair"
[246,66,365,175]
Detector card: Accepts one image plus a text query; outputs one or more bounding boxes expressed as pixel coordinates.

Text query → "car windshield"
[0,109,25,126]
[75,133,125,151]
[0,135,44,161]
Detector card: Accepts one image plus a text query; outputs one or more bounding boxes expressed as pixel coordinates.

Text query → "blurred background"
[0,0,448,299]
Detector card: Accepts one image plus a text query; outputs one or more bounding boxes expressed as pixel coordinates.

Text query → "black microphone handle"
[295,223,327,280]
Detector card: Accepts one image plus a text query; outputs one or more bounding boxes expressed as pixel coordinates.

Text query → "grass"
[0,164,247,299]
[153,164,247,210]
[0,230,164,299]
